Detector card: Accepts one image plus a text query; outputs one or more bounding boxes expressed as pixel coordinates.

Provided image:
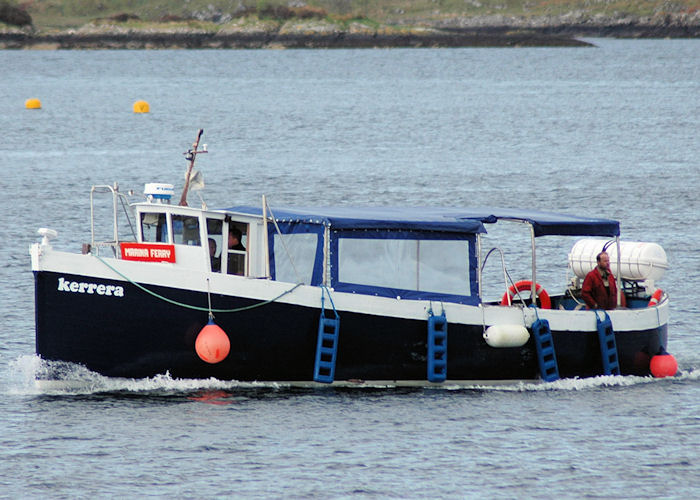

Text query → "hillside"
[2,1,699,48]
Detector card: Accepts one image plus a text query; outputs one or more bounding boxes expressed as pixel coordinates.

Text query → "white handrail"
[89,183,134,256]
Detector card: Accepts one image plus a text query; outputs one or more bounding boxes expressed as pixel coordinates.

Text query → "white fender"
[484,324,530,348]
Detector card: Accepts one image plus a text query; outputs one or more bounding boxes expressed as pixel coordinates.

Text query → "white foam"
[5,355,282,396]
[5,355,698,396]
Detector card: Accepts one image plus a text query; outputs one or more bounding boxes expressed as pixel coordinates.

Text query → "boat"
[30,131,675,386]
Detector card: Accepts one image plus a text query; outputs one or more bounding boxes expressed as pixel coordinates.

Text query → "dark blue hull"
[34,271,666,382]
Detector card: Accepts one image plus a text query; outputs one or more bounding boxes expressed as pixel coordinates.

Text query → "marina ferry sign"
[120,242,176,263]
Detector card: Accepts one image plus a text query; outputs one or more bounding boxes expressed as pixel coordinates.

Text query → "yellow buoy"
[25,98,42,109]
[133,100,150,113]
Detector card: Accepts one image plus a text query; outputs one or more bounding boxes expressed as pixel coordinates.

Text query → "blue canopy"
[227,206,486,234]
[225,206,619,237]
[452,207,620,237]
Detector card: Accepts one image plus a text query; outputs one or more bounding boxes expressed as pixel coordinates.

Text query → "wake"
[4,354,698,396]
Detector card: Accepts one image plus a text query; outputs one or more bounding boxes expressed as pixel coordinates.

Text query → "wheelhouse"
[133,203,266,277]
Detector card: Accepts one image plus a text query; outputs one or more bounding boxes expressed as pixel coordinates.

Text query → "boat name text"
[57,277,124,297]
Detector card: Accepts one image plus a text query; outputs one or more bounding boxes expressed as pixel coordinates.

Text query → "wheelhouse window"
[207,218,223,273]
[269,222,324,285]
[331,229,477,303]
[172,215,201,246]
[272,233,318,284]
[226,222,248,276]
[141,212,168,243]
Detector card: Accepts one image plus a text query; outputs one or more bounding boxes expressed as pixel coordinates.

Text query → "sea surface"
[1,40,699,498]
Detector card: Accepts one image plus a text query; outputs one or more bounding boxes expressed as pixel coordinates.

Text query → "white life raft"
[568,239,668,283]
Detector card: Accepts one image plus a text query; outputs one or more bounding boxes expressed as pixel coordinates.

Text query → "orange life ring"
[648,288,664,307]
[500,280,551,309]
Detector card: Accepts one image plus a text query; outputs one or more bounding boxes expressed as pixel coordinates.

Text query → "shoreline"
[0,30,595,49]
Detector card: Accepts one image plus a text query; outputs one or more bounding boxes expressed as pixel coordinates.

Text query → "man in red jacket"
[582,251,626,310]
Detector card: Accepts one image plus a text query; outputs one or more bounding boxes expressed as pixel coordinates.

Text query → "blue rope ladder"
[531,317,560,382]
[596,311,620,375]
[313,286,340,383]
[427,307,448,383]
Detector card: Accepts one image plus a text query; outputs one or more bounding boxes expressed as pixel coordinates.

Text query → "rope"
[118,193,137,241]
[265,200,303,284]
[428,300,445,318]
[94,255,302,313]
[320,284,339,319]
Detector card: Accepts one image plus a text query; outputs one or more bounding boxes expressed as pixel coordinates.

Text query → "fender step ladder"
[314,288,340,383]
[532,318,560,382]
[427,309,447,383]
[596,312,620,375]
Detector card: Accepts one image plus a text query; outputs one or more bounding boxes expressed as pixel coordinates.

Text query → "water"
[1,40,699,498]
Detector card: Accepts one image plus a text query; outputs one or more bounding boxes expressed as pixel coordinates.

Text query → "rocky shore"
[430,12,700,38]
[1,11,698,49]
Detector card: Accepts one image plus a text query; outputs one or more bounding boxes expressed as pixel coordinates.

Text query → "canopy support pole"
[323,225,330,286]
[262,195,270,279]
[530,224,537,305]
[477,233,482,300]
[615,235,622,307]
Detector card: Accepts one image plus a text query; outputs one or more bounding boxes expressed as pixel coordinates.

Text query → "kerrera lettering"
[57,277,124,297]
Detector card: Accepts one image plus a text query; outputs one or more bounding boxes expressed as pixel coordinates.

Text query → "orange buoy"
[648,288,664,307]
[650,347,678,378]
[195,320,230,364]
[25,98,42,109]
[133,100,150,113]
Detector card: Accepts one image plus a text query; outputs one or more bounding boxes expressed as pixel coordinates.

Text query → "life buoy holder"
[500,280,551,309]
[648,288,664,307]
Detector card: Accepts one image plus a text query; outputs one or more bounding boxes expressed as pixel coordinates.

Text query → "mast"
[179,129,206,207]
